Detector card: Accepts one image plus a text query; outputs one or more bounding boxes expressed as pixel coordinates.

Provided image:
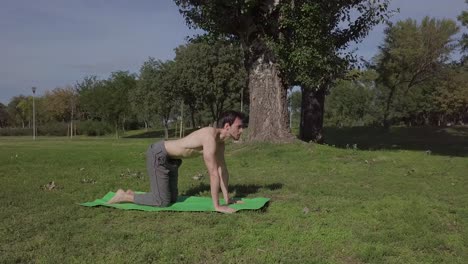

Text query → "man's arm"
[217,144,230,204]
[203,138,236,214]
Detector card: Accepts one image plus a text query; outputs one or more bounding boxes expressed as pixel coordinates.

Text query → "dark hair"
[217,110,247,128]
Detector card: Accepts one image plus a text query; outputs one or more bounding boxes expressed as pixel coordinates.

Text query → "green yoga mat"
[80,192,270,212]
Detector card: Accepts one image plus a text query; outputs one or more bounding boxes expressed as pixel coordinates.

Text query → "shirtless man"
[108,110,246,214]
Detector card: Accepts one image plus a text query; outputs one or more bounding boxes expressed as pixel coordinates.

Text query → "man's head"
[217,110,247,140]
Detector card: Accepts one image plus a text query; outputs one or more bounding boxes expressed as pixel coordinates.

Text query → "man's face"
[227,117,244,140]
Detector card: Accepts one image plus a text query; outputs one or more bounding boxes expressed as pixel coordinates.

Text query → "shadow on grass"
[183,183,283,198]
[323,126,468,157]
[124,128,198,139]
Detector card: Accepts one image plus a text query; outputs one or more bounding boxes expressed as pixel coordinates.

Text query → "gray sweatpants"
[134,141,182,207]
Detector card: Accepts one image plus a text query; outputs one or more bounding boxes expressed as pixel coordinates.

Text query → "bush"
[0,121,113,137]
[0,127,32,136]
[37,122,69,136]
[77,120,112,136]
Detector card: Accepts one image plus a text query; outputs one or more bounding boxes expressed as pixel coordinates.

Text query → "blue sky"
[0,0,466,104]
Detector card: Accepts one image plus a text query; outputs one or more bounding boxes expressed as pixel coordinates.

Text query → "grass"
[1,127,467,263]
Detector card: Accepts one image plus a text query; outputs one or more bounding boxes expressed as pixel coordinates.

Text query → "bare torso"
[164,127,223,159]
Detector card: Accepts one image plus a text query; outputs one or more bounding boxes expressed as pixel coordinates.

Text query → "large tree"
[175,0,295,142]
[277,1,391,142]
[374,17,459,128]
[174,0,391,142]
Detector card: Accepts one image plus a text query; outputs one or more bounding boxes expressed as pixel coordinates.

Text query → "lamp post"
[32,87,36,140]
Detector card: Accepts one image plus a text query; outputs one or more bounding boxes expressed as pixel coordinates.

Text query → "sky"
[0,0,466,104]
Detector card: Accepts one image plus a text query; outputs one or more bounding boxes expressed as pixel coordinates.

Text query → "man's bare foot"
[125,189,135,196]
[108,189,128,204]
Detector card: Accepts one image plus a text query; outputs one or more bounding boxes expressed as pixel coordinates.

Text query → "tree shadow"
[323,126,468,157]
[183,183,283,198]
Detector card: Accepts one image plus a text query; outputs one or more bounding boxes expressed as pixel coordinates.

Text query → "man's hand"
[215,205,237,214]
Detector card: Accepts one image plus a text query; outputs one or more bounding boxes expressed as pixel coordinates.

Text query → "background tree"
[133,59,179,139]
[0,103,10,127]
[374,17,459,128]
[7,95,31,128]
[173,44,205,127]
[105,71,136,137]
[130,58,160,131]
[42,86,77,123]
[175,0,392,142]
[289,90,302,121]
[432,64,468,125]
[174,39,247,124]
[78,72,136,138]
[155,60,179,139]
[75,76,102,121]
[324,70,379,127]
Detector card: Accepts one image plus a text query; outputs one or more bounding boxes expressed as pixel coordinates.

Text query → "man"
[108,110,246,214]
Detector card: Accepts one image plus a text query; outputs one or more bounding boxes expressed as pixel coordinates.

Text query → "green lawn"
[1,127,467,263]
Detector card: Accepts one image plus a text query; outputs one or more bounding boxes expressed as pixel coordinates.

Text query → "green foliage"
[7,95,31,128]
[431,64,468,124]
[0,127,31,136]
[42,86,77,123]
[77,76,107,120]
[36,122,70,136]
[78,72,137,137]
[374,17,460,127]
[132,58,180,138]
[175,0,393,142]
[0,102,9,127]
[174,39,247,122]
[325,70,380,127]
[276,0,392,88]
[174,0,392,89]
[77,120,113,136]
[129,58,160,128]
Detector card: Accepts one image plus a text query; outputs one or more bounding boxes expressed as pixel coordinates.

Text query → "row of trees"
[291,16,467,128]
[1,40,247,138]
[2,1,466,142]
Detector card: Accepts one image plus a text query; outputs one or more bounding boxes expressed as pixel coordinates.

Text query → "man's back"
[164,127,220,159]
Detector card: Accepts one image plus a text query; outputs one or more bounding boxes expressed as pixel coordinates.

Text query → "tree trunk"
[247,55,294,142]
[299,86,325,143]
[189,107,196,128]
[163,118,169,139]
[121,117,126,135]
[383,85,397,130]
[114,122,119,139]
